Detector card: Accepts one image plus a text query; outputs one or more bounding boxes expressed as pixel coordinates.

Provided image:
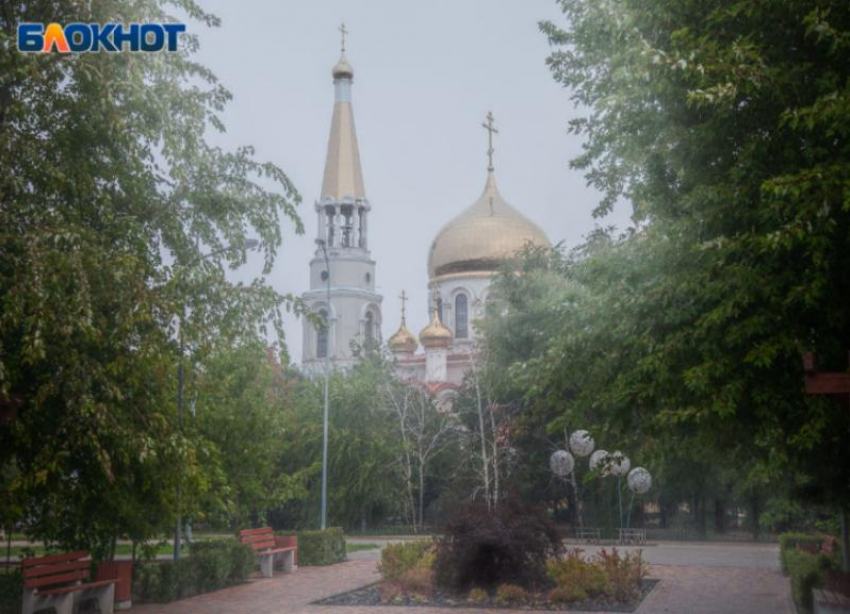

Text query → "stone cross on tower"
[482,111,499,172]
[339,22,348,53]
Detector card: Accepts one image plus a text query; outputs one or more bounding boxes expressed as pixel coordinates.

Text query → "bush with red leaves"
[433,497,562,593]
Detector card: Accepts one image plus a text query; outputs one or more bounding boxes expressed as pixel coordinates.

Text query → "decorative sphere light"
[549,449,575,477]
[627,467,652,494]
[609,451,631,477]
[569,430,595,457]
[589,449,609,474]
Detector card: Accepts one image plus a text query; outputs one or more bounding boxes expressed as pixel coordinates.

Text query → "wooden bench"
[617,528,647,545]
[238,528,297,578]
[814,569,850,614]
[798,535,838,556]
[22,551,117,614]
[575,527,601,543]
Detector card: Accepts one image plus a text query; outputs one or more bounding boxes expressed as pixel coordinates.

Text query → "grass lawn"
[4,542,177,559]
[345,542,379,553]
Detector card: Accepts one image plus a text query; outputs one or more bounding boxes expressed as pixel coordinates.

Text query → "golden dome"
[332,54,354,80]
[419,307,452,349]
[389,321,418,354]
[428,171,550,279]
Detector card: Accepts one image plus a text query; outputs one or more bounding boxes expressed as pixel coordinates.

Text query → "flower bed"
[316,540,658,612]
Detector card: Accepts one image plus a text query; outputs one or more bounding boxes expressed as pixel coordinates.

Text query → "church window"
[317,309,329,359]
[455,294,468,338]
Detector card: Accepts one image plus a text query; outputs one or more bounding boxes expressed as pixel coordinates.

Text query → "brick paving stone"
[129,559,793,614]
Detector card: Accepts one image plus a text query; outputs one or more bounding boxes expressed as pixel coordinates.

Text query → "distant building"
[301,48,381,374]
[302,46,551,399]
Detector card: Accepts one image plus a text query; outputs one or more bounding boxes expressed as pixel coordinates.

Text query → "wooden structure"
[22,551,117,614]
[237,528,297,578]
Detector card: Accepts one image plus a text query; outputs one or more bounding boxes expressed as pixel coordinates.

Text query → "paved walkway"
[129,542,793,614]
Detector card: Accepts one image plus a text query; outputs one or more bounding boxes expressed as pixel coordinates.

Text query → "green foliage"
[0,568,22,614]
[495,583,528,604]
[471,0,850,533]
[277,528,345,566]
[779,533,825,573]
[785,549,835,613]
[269,356,410,530]
[0,0,303,558]
[467,587,489,603]
[189,540,255,585]
[193,343,311,528]
[597,548,647,602]
[133,540,254,603]
[547,551,609,598]
[378,540,433,581]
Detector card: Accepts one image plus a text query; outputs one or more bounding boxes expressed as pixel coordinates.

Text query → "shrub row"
[778,532,824,574]
[132,540,254,603]
[0,569,22,614]
[276,527,345,566]
[785,549,835,614]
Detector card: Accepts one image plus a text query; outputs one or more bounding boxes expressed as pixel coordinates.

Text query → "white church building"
[301,45,550,397]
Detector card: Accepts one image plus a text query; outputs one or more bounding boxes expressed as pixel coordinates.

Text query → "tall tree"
[536,0,850,534]
[0,1,302,558]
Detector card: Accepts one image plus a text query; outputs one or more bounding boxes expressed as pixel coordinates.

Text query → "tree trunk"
[418,460,426,531]
[840,507,850,573]
[750,495,761,541]
[714,499,726,534]
[697,495,707,539]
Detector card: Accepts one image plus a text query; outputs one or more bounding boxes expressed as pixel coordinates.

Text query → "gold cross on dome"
[399,290,408,322]
[339,22,348,53]
[482,111,499,171]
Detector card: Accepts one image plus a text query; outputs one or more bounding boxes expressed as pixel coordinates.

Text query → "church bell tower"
[302,28,382,372]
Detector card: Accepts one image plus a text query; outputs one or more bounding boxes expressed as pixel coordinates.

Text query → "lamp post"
[173,238,259,561]
[316,238,331,530]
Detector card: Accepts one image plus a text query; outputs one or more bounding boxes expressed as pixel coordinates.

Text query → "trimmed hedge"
[778,532,823,574]
[133,540,255,603]
[276,528,345,566]
[0,569,22,614]
[785,549,835,614]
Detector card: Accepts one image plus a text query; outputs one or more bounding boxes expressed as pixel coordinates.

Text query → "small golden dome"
[389,322,418,354]
[332,54,354,80]
[428,171,550,279]
[419,308,452,349]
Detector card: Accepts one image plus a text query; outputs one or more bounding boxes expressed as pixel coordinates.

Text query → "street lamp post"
[173,239,258,561]
[316,239,331,530]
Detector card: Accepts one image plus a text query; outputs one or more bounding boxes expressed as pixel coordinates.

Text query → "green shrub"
[547,551,609,597]
[785,550,835,614]
[378,540,432,581]
[277,527,345,566]
[467,587,489,603]
[778,533,823,574]
[597,548,646,603]
[133,539,255,603]
[0,568,22,614]
[495,583,528,604]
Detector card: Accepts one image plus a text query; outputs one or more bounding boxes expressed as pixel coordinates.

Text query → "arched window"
[455,294,468,338]
[316,309,328,359]
[365,311,374,347]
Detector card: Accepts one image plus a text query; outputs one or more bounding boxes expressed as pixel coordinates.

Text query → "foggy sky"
[192,0,633,363]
